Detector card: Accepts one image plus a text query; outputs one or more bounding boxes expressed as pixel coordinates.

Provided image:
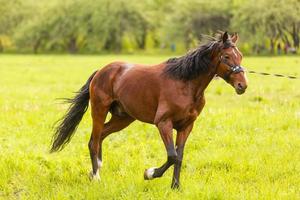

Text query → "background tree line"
[0,0,299,54]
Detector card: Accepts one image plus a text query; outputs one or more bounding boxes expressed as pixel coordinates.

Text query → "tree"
[2,0,299,54]
[161,0,232,49]
[0,0,29,51]
[231,0,300,54]
[14,0,153,53]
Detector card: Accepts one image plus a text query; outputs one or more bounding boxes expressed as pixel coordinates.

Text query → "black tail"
[50,71,97,152]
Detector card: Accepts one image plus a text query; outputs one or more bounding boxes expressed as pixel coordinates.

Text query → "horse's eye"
[224,55,230,59]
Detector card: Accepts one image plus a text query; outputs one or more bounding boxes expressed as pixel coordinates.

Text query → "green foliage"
[13,0,151,53]
[0,55,299,199]
[0,0,300,54]
[232,0,300,54]
[163,0,232,48]
[0,0,32,51]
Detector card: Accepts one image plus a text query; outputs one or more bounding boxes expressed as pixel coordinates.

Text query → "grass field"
[0,55,299,200]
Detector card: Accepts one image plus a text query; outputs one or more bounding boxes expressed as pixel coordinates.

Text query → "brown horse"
[51,32,248,189]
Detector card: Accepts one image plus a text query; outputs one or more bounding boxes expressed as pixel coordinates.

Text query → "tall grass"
[0,55,299,199]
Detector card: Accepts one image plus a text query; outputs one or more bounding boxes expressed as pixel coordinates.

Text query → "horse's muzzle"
[235,82,247,95]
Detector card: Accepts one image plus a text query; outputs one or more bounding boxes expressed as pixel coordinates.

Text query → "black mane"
[164,34,225,80]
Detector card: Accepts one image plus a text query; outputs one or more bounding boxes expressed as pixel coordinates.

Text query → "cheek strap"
[224,65,245,82]
[220,58,245,82]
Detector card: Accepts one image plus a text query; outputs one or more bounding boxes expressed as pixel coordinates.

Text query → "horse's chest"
[179,95,205,113]
[172,97,205,127]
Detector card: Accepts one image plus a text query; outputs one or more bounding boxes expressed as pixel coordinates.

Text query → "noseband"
[219,57,245,82]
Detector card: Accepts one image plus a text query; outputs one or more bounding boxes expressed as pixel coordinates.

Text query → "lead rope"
[247,70,299,80]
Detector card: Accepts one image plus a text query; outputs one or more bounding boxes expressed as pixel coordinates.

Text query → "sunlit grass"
[0,55,299,199]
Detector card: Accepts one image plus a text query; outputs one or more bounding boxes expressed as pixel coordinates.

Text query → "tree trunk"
[184,29,193,50]
[68,37,77,54]
[282,34,290,46]
[0,39,3,52]
[33,39,41,54]
[270,38,275,54]
[136,25,147,49]
[292,23,299,49]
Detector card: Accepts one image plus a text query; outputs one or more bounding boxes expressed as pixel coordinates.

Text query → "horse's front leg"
[144,119,177,180]
[171,123,194,189]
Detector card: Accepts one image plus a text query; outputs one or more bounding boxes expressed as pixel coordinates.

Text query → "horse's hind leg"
[97,114,135,166]
[88,102,110,180]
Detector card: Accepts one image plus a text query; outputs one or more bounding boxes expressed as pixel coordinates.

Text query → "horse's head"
[215,32,248,95]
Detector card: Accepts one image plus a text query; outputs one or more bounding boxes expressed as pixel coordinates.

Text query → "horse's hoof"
[89,171,100,181]
[144,167,156,180]
[171,181,180,189]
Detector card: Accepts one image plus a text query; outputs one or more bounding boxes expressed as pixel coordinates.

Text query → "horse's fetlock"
[168,155,178,164]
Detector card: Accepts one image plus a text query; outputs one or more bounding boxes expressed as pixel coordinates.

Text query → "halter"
[219,57,245,82]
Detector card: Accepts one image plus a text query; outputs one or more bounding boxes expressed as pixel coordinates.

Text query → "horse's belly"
[117,95,157,123]
[124,104,156,123]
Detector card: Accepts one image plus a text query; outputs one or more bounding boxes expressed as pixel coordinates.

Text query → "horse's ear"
[231,33,239,43]
[222,31,229,43]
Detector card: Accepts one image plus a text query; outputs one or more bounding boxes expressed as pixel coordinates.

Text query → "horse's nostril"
[237,83,243,89]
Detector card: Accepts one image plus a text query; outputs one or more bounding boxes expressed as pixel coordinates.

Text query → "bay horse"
[51,32,248,189]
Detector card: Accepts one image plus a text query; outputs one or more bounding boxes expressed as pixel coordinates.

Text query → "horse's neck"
[192,69,216,101]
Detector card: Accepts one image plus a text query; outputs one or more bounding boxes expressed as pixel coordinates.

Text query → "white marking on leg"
[89,170,100,181]
[145,167,156,180]
[97,158,103,168]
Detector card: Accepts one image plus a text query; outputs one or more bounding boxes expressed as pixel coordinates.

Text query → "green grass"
[0,55,299,200]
